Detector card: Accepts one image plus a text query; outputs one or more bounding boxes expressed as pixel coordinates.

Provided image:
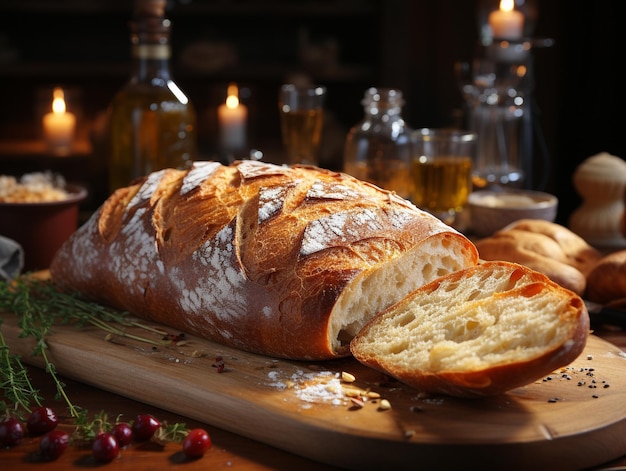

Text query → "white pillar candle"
[218,83,247,151]
[488,0,524,40]
[43,88,76,154]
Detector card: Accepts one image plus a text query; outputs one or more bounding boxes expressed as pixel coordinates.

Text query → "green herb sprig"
[0,276,171,421]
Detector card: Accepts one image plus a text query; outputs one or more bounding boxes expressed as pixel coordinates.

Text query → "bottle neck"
[361,88,405,120]
[129,17,172,82]
[131,43,171,81]
[363,104,403,118]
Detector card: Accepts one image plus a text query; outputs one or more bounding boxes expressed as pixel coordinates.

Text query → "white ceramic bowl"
[468,189,558,237]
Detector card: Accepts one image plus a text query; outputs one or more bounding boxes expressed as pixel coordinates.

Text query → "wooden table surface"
[1,323,626,471]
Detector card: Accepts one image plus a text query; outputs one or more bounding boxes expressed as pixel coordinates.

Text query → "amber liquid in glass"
[410,156,472,214]
[279,108,323,166]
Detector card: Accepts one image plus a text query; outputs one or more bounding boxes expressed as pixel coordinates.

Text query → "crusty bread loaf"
[350,261,590,398]
[50,160,478,360]
[474,219,602,295]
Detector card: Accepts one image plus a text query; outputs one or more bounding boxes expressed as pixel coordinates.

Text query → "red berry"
[131,414,160,441]
[92,432,119,463]
[182,428,212,458]
[112,422,133,447]
[39,429,69,460]
[0,416,24,446]
[27,406,58,435]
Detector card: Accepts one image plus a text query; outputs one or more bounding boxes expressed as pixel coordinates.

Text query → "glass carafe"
[343,88,413,199]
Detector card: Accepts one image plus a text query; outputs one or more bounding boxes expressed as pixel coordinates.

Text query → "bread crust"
[586,249,626,304]
[350,261,590,398]
[500,219,602,276]
[50,160,478,360]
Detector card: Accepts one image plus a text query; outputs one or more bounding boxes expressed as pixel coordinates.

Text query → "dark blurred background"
[0,0,623,226]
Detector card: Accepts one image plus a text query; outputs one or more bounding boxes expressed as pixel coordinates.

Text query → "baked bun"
[350,261,590,398]
[474,219,602,295]
[586,249,626,305]
[501,219,602,276]
[50,160,478,360]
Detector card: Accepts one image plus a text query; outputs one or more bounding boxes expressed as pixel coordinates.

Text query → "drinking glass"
[278,84,326,166]
[410,128,477,228]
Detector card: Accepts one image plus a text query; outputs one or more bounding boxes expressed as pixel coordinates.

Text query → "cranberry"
[131,414,160,441]
[92,432,119,463]
[27,406,58,435]
[0,416,24,447]
[112,422,133,447]
[182,428,212,458]
[39,429,69,460]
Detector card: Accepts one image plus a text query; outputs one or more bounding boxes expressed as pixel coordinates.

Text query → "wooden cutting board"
[2,310,626,471]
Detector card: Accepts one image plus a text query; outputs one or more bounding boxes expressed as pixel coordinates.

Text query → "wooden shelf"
[0,139,93,159]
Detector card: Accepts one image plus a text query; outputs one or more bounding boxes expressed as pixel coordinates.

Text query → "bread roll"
[500,219,602,276]
[350,261,590,398]
[50,160,478,360]
[474,219,602,295]
[586,249,626,304]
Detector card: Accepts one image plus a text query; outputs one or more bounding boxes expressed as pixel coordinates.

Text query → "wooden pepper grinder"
[569,152,626,249]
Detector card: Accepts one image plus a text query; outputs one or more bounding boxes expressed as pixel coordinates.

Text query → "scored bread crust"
[350,261,590,398]
[50,160,478,360]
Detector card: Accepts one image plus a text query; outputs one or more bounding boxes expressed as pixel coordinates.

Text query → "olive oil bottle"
[108,0,197,193]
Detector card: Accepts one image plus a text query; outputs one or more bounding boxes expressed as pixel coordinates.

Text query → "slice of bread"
[350,261,590,398]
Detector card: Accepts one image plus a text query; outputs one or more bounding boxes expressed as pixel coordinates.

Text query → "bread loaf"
[474,219,602,295]
[50,160,478,360]
[350,261,590,398]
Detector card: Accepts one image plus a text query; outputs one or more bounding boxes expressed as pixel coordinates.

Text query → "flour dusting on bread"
[51,160,478,360]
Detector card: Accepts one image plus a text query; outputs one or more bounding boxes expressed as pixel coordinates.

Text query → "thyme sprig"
[0,276,172,420]
[0,328,44,415]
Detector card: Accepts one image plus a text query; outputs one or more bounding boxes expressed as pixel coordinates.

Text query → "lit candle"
[43,87,76,154]
[218,83,248,151]
[488,0,524,40]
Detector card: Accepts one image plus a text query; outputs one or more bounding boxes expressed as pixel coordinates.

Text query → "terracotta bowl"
[468,189,558,237]
[0,185,87,272]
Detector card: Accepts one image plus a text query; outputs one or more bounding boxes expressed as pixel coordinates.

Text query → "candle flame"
[226,83,240,109]
[499,0,514,13]
[52,87,67,114]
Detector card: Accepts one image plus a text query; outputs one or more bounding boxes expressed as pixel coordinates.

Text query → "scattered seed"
[349,397,365,409]
[341,371,356,383]
[379,399,392,411]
